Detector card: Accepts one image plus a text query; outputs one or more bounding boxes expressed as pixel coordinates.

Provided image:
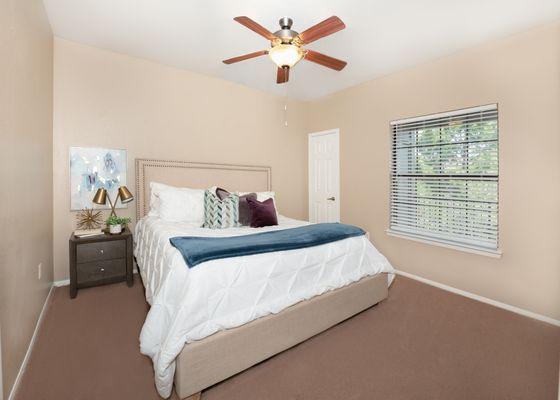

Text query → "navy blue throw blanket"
[169,223,365,268]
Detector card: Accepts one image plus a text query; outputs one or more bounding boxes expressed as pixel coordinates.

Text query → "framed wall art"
[70,146,127,211]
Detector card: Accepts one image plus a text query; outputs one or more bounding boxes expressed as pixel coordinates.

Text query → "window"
[389,104,499,254]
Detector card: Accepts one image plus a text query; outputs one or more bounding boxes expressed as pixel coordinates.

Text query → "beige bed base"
[175,274,388,399]
[134,159,389,399]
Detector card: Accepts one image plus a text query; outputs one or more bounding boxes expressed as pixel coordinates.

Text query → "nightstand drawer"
[77,259,126,284]
[76,240,126,263]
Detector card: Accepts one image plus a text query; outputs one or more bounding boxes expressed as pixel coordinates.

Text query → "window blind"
[390,104,499,251]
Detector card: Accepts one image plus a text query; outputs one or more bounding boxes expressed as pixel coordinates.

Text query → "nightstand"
[69,228,133,298]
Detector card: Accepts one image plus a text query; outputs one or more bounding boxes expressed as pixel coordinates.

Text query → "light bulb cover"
[268,44,304,68]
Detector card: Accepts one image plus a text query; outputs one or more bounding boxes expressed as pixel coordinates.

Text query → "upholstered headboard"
[135,159,272,220]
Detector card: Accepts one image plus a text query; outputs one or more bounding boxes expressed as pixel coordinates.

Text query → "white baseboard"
[53,268,138,288]
[8,284,54,400]
[395,270,560,327]
[53,279,70,287]
[0,326,3,400]
[7,266,140,397]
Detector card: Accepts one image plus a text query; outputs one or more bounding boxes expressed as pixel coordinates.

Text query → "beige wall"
[52,38,308,282]
[51,21,560,320]
[305,21,560,320]
[0,0,53,397]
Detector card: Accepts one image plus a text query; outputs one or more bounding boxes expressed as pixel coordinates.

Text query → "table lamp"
[92,186,134,217]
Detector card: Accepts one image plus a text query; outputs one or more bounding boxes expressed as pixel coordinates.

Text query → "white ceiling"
[43,0,560,100]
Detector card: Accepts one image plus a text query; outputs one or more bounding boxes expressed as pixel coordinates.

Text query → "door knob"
[327,197,336,201]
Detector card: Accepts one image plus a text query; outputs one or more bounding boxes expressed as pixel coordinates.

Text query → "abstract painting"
[70,147,127,211]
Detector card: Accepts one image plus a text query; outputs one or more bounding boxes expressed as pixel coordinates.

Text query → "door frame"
[308,128,340,223]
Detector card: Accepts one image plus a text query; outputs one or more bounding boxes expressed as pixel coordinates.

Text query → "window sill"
[386,229,502,258]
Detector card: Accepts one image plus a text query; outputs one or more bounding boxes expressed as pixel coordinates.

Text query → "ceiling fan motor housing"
[279,17,293,29]
[274,17,299,44]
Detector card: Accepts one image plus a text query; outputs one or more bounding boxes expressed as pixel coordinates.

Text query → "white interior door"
[309,129,340,223]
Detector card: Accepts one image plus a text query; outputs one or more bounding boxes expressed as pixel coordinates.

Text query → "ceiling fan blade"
[233,16,276,41]
[223,50,268,64]
[276,67,289,84]
[298,16,345,44]
[304,50,347,71]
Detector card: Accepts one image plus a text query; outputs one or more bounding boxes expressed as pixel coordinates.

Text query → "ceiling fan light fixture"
[268,44,304,68]
[224,16,347,83]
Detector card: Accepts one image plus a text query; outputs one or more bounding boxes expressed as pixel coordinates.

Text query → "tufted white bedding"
[134,215,394,398]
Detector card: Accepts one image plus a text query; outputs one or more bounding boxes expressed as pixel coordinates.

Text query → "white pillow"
[158,189,204,224]
[148,182,175,217]
[148,182,204,225]
[256,191,275,202]
[149,182,171,217]
[237,191,275,202]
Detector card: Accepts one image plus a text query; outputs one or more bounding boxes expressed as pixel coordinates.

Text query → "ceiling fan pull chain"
[283,67,290,127]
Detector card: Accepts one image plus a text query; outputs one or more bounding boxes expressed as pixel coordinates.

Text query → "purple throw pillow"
[246,197,278,228]
[216,187,256,226]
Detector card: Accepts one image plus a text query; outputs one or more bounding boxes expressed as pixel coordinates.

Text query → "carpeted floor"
[14,275,560,400]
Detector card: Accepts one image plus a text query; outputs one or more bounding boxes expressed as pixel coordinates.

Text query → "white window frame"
[386,104,501,257]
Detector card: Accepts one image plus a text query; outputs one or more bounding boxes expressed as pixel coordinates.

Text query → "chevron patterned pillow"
[203,189,240,229]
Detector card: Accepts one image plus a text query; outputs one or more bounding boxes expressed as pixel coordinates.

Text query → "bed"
[134,159,394,399]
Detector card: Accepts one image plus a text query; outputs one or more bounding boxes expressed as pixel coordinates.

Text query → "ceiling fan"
[223,16,347,84]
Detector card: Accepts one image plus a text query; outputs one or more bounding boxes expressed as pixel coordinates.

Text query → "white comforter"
[134,216,394,398]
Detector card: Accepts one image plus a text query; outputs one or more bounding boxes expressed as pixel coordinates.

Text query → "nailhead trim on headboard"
[135,159,272,220]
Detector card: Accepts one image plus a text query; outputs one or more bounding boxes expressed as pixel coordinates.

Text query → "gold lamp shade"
[91,186,133,218]
[92,188,107,205]
[118,186,134,203]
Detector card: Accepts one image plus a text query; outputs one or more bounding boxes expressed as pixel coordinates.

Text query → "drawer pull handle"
[100,267,105,272]
[99,249,104,254]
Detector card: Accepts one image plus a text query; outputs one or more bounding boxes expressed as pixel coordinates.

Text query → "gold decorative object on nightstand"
[75,208,103,230]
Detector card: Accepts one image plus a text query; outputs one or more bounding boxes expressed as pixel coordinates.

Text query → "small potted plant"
[106,216,131,234]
